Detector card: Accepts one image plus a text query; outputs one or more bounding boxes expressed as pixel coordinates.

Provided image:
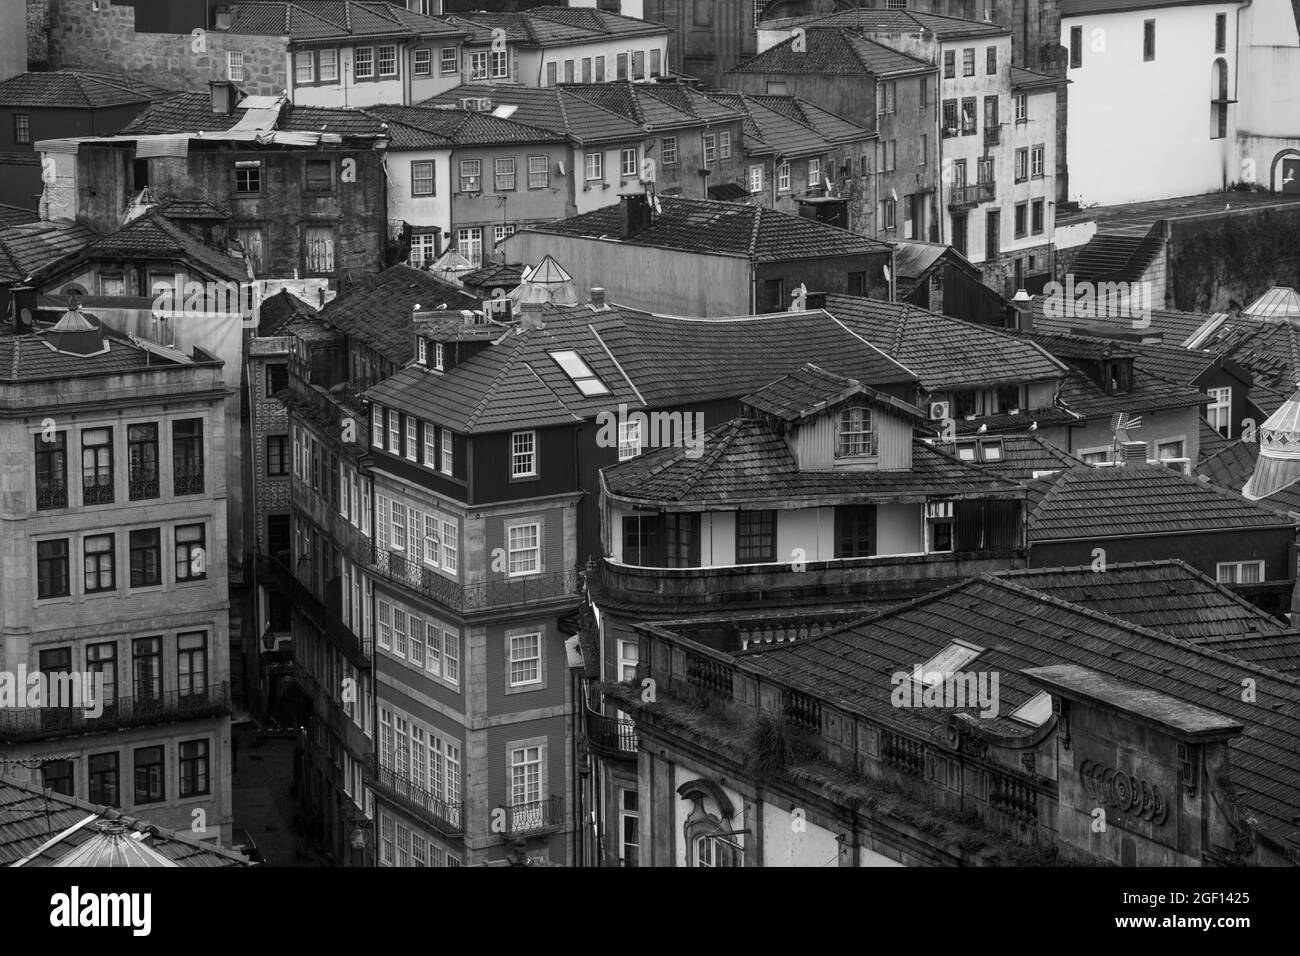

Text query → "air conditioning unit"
[928,401,950,421]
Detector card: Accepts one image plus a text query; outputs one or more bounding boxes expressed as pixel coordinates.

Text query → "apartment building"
[0,299,233,844]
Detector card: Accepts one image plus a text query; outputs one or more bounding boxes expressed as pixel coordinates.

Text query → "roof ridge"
[461,334,531,431]
[746,204,762,259]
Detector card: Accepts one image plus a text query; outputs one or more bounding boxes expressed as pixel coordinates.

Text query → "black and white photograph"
[0,0,1293,936]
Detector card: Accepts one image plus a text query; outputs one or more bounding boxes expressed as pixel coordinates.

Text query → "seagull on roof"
[977,423,988,434]
[1029,421,1038,431]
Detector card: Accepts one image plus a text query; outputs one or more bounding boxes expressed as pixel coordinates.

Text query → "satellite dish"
[557,160,566,177]
[890,187,899,203]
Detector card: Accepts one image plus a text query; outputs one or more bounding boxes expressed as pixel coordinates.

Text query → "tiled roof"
[601,421,1022,507]
[156,198,231,220]
[995,560,1291,642]
[0,323,187,382]
[0,203,38,230]
[525,195,891,263]
[1027,463,1296,542]
[825,293,1066,390]
[808,8,1011,38]
[442,6,666,46]
[461,262,526,291]
[1057,364,1209,418]
[223,1,464,41]
[280,105,390,137]
[742,362,925,422]
[703,91,873,159]
[729,26,932,76]
[1010,65,1065,90]
[1199,418,1234,461]
[0,71,154,109]
[1195,438,1300,515]
[259,288,318,337]
[364,104,566,146]
[1121,341,1221,385]
[122,92,250,135]
[952,406,1080,435]
[318,264,480,365]
[1195,633,1300,674]
[939,433,1085,481]
[0,220,97,284]
[738,574,1300,848]
[366,304,915,434]
[0,777,248,867]
[1030,297,1213,346]
[421,84,646,144]
[1252,383,1290,417]
[87,212,247,283]
[1194,314,1300,394]
[1061,0,1225,16]
[566,82,743,130]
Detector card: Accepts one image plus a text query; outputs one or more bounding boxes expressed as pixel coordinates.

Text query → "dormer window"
[1105,359,1133,394]
[434,342,445,371]
[417,338,427,365]
[836,407,874,457]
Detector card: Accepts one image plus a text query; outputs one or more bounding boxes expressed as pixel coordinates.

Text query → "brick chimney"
[619,194,653,238]
[589,287,608,311]
[520,301,544,330]
[209,80,238,115]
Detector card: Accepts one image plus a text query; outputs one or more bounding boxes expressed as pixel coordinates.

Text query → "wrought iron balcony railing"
[36,479,67,510]
[82,477,113,506]
[129,472,160,500]
[366,756,464,836]
[948,182,996,208]
[582,688,638,761]
[174,466,204,496]
[984,126,1000,146]
[366,544,581,614]
[504,795,563,836]
[0,682,230,742]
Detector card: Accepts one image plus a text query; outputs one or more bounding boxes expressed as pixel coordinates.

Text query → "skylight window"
[1009,690,1053,727]
[550,350,610,397]
[916,639,984,686]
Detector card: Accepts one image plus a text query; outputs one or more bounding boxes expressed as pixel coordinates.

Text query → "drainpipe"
[1234,0,1251,180]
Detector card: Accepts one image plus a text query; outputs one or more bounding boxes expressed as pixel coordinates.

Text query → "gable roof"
[1027,463,1296,542]
[0,203,38,231]
[1196,437,1300,515]
[317,264,480,365]
[0,71,155,109]
[366,303,915,434]
[742,362,925,422]
[524,195,891,263]
[703,91,874,159]
[601,421,1022,507]
[728,26,932,76]
[0,777,248,867]
[0,220,98,284]
[1193,313,1300,394]
[84,212,247,283]
[737,573,1300,849]
[441,6,667,46]
[222,1,464,42]
[824,293,1065,390]
[995,560,1291,642]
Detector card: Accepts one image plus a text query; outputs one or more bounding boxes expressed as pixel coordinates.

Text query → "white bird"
[1029,421,1038,431]
[977,423,988,434]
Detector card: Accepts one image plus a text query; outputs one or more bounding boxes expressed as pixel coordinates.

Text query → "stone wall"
[49,0,287,94]
[26,0,48,71]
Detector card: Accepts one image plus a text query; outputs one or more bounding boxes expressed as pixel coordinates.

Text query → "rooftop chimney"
[619,193,653,239]
[10,285,36,333]
[1011,288,1033,333]
[519,301,544,330]
[589,287,607,311]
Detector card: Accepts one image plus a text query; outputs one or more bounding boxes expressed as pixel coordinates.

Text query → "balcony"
[0,682,230,743]
[599,550,1025,612]
[82,476,114,506]
[503,795,564,836]
[948,182,996,209]
[174,466,204,496]
[582,685,637,762]
[984,126,1000,146]
[367,544,581,615]
[129,472,160,501]
[366,756,464,837]
[36,479,67,510]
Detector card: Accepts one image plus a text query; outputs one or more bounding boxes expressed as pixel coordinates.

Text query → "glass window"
[414,48,431,76]
[178,631,207,696]
[133,636,162,704]
[511,431,537,477]
[510,746,541,806]
[179,739,210,796]
[962,48,975,76]
[528,155,549,188]
[35,431,67,510]
[509,633,541,686]
[37,539,69,599]
[720,131,731,158]
[837,407,873,456]
[661,137,678,165]
[129,528,161,588]
[89,752,120,807]
[87,642,116,706]
[319,48,339,81]
[507,523,540,576]
[494,156,516,192]
[84,533,115,593]
[14,113,30,144]
[82,427,113,505]
[491,49,508,78]
[441,47,458,74]
[355,47,375,79]
[411,160,435,196]
[175,524,206,581]
[585,151,603,181]
[173,418,204,495]
[736,511,776,564]
[295,51,314,85]
[227,51,244,82]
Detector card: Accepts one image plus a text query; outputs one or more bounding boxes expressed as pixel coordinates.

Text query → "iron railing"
[0,682,230,742]
[129,472,160,500]
[949,182,996,208]
[82,476,113,506]
[367,544,580,614]
[36,479,67,510]
[505,795,563,835]
[174,466,204,496]
[366,756,464,836]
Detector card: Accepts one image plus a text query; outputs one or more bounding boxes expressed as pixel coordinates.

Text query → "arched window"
[1210,59,1229,140]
